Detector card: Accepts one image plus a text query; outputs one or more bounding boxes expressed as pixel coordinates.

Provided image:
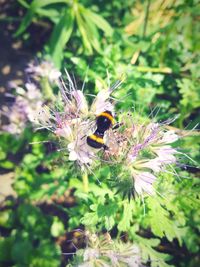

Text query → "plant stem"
[82,172,89,193]
[133,66,172,73]
[41,77,55,101]
[143,0,151,38]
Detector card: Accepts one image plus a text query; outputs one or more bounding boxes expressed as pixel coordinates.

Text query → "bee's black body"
[96,111,112,132]
[87,110,114,149]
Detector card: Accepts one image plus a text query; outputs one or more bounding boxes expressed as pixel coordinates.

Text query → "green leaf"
[97,202,118,230]
[82,8,113,36]
[144,197,185,244]
[17,0,30,8]
[75,8,93,54]
[133,235,172,267]
[80,212,98,226]
[22,154,41,169]
[83,198,118,230]
[51,217,65,237]
[30,241,60,267]
[14,9,34,36]
[0,160,14,169]
[81,11,102,54]
[12,239,33,264]
[31,0,68,10]
[36,8,61,23]
[118,201,134,231]
[0,210,14,228]
[0,148,6,160]
[0,237,13,262]
[49,9,74,67]
[15,0,69,36]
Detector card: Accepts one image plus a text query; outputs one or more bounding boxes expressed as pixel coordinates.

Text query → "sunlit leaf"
[82,7,113,36]
[49,9,74,67]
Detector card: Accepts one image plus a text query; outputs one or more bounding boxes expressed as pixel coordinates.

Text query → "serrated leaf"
[80,212,98,226]
[134,235,172,267]
[118,201,134,231]
[144,197,186,245]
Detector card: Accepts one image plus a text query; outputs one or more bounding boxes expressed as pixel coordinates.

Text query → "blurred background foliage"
[0,0,200,266]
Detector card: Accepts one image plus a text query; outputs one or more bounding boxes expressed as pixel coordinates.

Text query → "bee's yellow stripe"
[89,134,104,144]
[98,112,114,124]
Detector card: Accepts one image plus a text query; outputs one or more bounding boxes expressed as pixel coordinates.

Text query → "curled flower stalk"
[107,115,179,198]
[68,231,142,267]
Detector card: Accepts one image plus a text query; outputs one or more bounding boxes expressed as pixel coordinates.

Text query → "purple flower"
[1,83,43,135]
[36,72,119,169]
[26,61,61,83]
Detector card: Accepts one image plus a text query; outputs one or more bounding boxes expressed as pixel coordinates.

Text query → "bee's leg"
[112,122,123,130]
[103,144,109,150]
[81,134,86,140]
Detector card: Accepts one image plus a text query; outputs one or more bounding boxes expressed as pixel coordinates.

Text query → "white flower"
[35,73,121,169]
[25,83,41,99]
[74,231,142,267]
[127,144,143,163]
[68,138,94,165]
[160,130,178,144]
[153,145,177,164]
[55,124,72,139]
[83,248,100,261]
[108,251,119,265]
[2,119,26,135]
[138,158,163,173]
[133,172,156,195]
[26,61,61,83]
[1,82,43,135]
[72,90,88,114]
[91,89,114,115]
[119,244,141,267]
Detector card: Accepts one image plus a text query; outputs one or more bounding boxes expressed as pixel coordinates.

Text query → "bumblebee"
[87,111,114,149]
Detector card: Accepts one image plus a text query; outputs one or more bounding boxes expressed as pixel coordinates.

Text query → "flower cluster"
[70,231,142,267]
[36,73,122,170]
[1,83,43,135]
[1,60,61,135]
[107,115,179,197]
[1,61,181,196]
[35,71,179,197]
[26,60,61,83]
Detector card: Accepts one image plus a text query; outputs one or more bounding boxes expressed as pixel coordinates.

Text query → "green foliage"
[1,0,199,266]
[0,203,61,267]
[16,0,113,67]
[134,236,172,267]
